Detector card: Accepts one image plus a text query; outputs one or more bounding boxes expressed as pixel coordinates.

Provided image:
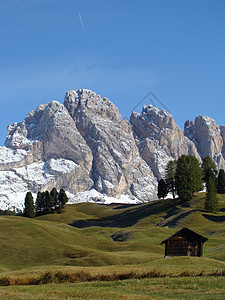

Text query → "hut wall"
[166,237,188,256]
[187,241,202,257]
[165,237,202,257]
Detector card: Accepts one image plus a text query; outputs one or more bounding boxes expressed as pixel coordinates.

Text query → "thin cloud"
[78,12,86,33]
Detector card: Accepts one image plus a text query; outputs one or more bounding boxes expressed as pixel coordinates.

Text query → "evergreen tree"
[44,191,53,214]
[217,169,225,194]
[157,179,168,199]
[175,155,203,201]
[24,192,35,218]
[57,201,62,213]
[35,191,43,215]
[202,155,217,186]
[205,177,218,213]
[50,187,59,210]
[58,188,68,208]
[165,160,177,199]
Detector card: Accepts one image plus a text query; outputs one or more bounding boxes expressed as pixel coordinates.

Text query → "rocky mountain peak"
[142,105,175,128]
[64,89,121,122]
[130,105,175,139]
[5,101,65,149]
[130,105,201,180]
[184,115,224,169]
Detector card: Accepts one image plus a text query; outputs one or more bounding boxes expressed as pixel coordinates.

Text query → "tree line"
[157,155,225,213]
[24,188,68,218]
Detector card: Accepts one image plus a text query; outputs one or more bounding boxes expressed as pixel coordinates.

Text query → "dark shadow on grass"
[202,214,225,222]
[162,210,200,228]
[69,199,183,228]
[109,204,138,210]
[163,207,181,220]
[110,231,133,242]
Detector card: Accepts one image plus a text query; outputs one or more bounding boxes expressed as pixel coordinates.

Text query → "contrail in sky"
[78,12,86,33]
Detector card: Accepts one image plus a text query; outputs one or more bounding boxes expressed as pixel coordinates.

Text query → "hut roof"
[161,227,208,244]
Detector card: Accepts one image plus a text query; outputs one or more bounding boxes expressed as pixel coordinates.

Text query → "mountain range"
[0,89,224,211]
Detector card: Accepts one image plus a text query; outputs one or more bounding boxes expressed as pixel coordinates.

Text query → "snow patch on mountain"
[0,146,27,166]
[46,158,77,175]
[67,189,142,205]
[14,161,54,188]
[0,157,83,211]
[0,170,28,211]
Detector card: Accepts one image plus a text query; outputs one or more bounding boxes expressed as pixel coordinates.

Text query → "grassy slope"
[0,193,225,276]
[1,277,225,299]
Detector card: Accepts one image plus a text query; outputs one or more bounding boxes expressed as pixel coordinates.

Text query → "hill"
[0,193,225,277]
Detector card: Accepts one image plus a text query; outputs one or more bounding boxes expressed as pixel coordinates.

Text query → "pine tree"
[202,155,217,186]
[165,160,177,199]
[205,177,218,213]
[50,187,59,210]
[57,201,62,213]
[157,179,168,199]
[175,155,203,201]
[45,191,53,214]
[58,188,68,208]
[217,169,225,194]
[35,191,43,215]
[24,192,35,218]
[190,155,204,192]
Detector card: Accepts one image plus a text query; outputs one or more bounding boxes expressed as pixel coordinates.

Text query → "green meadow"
[0,193,225,298]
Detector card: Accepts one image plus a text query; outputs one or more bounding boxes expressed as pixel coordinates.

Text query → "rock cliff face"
[184,116,225,169]
[63,89,157,200]
[0,100,94,210]
[220,125,225,158]
[130,105,200,179]
[3,101,94,191]
[0,89,224,210]
[4,101,93,171]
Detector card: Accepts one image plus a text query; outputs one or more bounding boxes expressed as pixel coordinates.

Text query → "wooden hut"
[161,227,208,257]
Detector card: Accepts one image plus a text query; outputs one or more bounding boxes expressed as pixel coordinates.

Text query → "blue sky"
[0,0,224,146]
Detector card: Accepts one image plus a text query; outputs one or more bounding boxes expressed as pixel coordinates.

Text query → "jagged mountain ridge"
[0,89,224,210]
[184,117,225,168]
[130,105,201,180]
